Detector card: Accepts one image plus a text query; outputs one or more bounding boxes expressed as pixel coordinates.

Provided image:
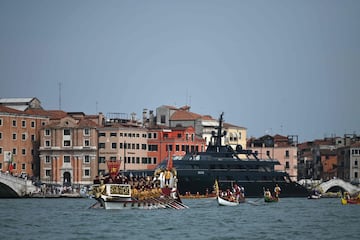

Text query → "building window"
[84,169,90,177]
[176,145,180,151]
[22,163,26,170]
[64,156,70,163]
[99,143,105,149]
[22,149,26,155]
[12,133,16,140]
[45,169,51,177]
[110,156,117,161]
[63,140,71,147]
[112,143,117,149]
[177,133,182,138]
[110,132,117,137]
[285,150,290,158]
[99,157,105,163]
[12,120,16,127]
[63,129,71,135]
[31,134,35,141]
[84,139,90,147]
[84,155,90,164]
[31,121,35,128]
[22,120,26,128]
[148,145,158,151]
[99,132,106,137]
[161,115,166,124]
[153,133,157,139]
[45,140,51,147]
[45,156,51,164]
[0,132,2,140]
[0,118,2,126]
[142,144,147,150]
[84,128,90,136]
[266,151,270,156]
[285,161,290,169]
[22,133,27,141]
[45,129,51,136]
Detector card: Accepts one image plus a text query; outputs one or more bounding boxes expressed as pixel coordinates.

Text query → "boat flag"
[214,179,219,196]
[166,156,173,170]
[107,160,120,180]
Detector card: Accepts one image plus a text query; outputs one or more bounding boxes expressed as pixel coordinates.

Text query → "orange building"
[147,125,206,167]
[0,103,49,178]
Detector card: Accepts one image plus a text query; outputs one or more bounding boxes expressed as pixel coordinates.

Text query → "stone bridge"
[318,179,360,194]
[0,171,37,197]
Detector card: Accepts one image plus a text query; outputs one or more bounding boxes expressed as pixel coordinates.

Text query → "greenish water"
[0,197,358,240]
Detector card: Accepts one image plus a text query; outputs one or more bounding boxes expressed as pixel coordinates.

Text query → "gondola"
[217,196,240,206]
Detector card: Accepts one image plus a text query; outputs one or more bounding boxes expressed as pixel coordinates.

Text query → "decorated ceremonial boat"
[90,157,187,210]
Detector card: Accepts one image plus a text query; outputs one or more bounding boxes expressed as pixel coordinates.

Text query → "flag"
[214,179,219,196]
[166,156,173,170]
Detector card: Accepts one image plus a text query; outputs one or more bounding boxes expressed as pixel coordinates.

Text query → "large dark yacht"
[154,113,309,197]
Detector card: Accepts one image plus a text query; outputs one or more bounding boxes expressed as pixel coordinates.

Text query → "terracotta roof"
[170,110,202,121]
[0,105,24,114]
[78,118,100,128]
[201,115,215,120]
[160,105,179,110]
[350,141,360,148]
[223,122,246,129]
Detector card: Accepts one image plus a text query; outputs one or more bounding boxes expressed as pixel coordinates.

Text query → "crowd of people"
[92,169,178,201]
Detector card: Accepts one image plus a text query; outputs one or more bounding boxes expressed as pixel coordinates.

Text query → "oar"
[163,195,189,209]
[151,197,177,209]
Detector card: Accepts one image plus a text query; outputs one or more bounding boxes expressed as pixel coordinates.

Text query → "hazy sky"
[1,0,359,142]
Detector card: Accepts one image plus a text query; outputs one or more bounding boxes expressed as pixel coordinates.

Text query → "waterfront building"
[98,113,149,174]
[39,112,102,186]
[223,122,247,150]
[147,125,206,164]
[247,134,299,181]
[155,105,247,148]
[0,98,49,178]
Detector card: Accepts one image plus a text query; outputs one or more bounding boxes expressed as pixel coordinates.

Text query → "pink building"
[247,135,298,181]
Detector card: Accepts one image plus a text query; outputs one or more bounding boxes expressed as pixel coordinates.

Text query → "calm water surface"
[0,197,359,240]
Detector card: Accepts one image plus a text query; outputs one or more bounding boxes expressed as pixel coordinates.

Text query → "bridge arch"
[0,172,37,197]
[0,182,19,197]
[318,179,360,194]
